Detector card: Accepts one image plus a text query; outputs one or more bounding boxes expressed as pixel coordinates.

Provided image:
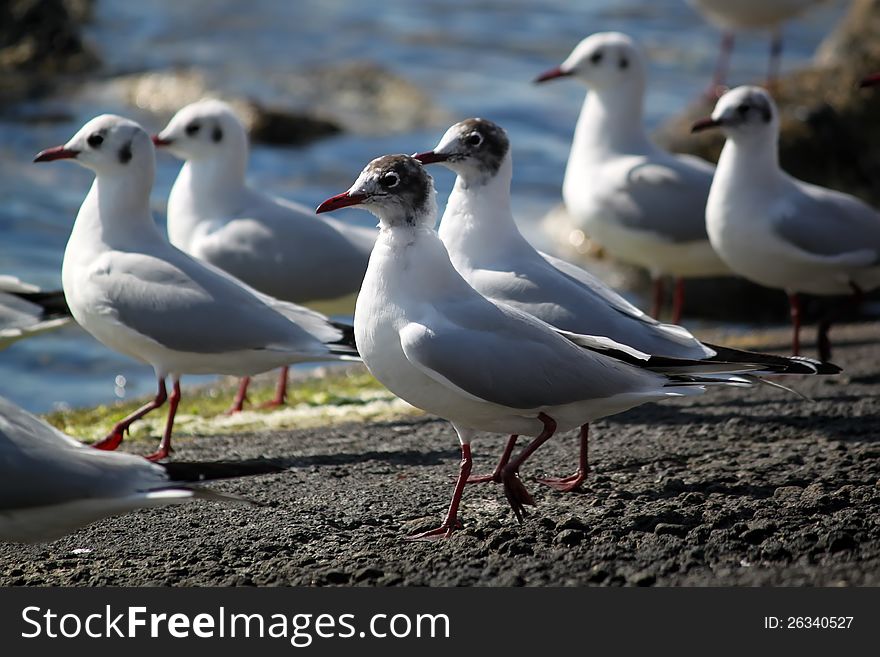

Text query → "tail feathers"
[665,373,755,387]
[327,320,360,358]
[702,342,841,375]
[8,289,70,320]
[144,487,258,507]
[161,458,286,483]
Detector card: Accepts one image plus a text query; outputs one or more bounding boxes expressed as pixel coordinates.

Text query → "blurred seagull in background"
[0,276,70,349]
[316,154,817,539]
[0,395,282,543]
[34,115,358,461]
[415,117,840,491]
[694,86,880,360]
[535,32,728,323]
[154,100,375,413]
[687,0,830,94]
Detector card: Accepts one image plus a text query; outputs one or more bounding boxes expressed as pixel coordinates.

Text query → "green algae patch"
[43,366,421,443]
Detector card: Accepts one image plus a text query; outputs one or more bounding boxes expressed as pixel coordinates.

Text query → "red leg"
[788,292,801,356]
[708,31,734,99]
[146,379,181,462]
[500,413,558,522]
[671,277,685,325]
[93,379,167,451]
[260,366,289,410]
[650,276,665,320]
[407,444,473,540]
[537,423,589,493]
[467,435,517,484]
[225,377,250,415]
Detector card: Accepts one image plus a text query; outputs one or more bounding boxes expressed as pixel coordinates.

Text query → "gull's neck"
[569,82,653,160]
[438,154,533,270]
[68,167,163,256]
[167,149,248,247]
[715,130,782,192]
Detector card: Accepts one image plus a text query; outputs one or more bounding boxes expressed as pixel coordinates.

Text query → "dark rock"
[827,532,857,553]
[654,523,688,537]
[554,529,585,546]
[0,0,98,104]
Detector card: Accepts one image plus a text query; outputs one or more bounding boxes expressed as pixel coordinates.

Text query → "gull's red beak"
[413,150,449,165]
[534,66,571,84]
[152,135,173,147]
[33,146,79,163]
[316,191,368,214]
[859,73,880,89]
[691,117,722,133]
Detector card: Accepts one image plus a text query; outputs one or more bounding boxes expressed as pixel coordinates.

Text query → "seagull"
[694,86,880,360]
[0,276,70,349]
[686,0,830,94]
[316,154,804,539]
[153,99,375,413]
[535,32,728,323]
[34,114,358,461]
[0,394,283,543]
[414,117,840,491]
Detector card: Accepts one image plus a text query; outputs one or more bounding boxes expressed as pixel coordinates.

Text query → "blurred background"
[0,0,864,411]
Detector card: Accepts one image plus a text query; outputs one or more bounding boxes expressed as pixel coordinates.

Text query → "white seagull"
[0,276,70,349]
[535,32,728,323]
[154,99,375,412]
[694,86,880,360]
[34,115,358,461]
[0,395,282,543]
[414,117,839,491]
[686,0,830,93]
[316,154,793,539]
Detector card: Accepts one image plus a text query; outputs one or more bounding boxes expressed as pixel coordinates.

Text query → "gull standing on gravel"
[154,100,375,412]
[34,115,358,461]
[316,154,793,539]
[0,395,281,543]
[0,276,70,349]
[415,117,840,491]
[687,0,830,93]
[694,86,880,360]
[535,32,728,323]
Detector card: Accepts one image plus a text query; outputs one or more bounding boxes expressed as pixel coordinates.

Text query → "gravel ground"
[1,322,878,587]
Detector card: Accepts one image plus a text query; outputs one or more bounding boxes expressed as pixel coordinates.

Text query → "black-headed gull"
[693,86,880,360]
[686,0,829,93]
[34,115,358,461]
[153,99,375,413]
[0,276,70,349]
[316,154,798,539]
[415,117,839,491]
[535,32,728,323]
[0,395,282,543]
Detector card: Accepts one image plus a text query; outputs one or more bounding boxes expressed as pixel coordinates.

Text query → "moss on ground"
[43,366,420,443]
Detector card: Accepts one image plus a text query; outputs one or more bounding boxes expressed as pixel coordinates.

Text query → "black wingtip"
[6,288,71,319]
[329,320,359,352]
[702,342,842,376]
[161,458,287,483]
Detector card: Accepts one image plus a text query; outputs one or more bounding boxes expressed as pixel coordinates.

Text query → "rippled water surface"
[0,0,847,411]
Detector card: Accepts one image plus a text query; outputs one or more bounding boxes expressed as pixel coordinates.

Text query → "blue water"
[0,0,847,412]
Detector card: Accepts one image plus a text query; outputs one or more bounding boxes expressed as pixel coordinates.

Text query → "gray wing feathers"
[98,252,332,355]
[400,300,651,409]
[774,182,880,262]
[0,396,168,511]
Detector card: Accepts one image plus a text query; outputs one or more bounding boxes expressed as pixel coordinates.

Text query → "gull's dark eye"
[590,51,603,64]
[185,122,201,136]
[619,57,629,70]
[465,132,483,147]
[379,172,400,189]
[87,134,103,148]
[737,104,750,116]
